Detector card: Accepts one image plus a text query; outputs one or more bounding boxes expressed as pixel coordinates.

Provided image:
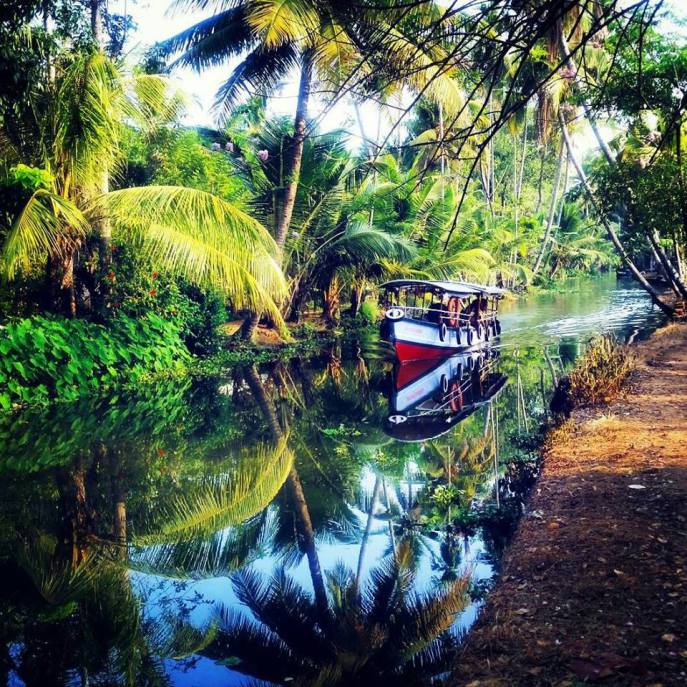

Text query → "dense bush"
[0,313,190,410]
[106,239,228,354]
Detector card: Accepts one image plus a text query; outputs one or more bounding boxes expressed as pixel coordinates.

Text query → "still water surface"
[0,275,666,686]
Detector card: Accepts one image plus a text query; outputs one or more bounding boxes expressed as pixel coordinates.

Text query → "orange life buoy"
[449,381,464,412]
[447,297,460,327]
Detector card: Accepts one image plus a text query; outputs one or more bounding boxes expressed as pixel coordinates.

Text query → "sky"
[113,0,687,151]
[114,0,370,140]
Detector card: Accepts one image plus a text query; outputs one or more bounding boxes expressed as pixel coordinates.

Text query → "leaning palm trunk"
[240,51,313,342]
[561,32,687,298]
[533,137,565,275]
[275,51,313,250]
[565,33,683,292]
[648,230,687,299]
[558,111,674,317]
[355,474,382,593]
[559,33,616,166]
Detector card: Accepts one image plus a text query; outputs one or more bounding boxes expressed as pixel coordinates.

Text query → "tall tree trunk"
[674,120,686,278]
[240,50,313,340]
[349,280,364,317]
[535,143,546,214]
[514,115,529,234]
[88,0,113,314]
[49,249,77,317]
[284,467,330,618]
[240,312,260,341]
[322,274,341,326]
[559,33,615,166]
[558,111,674,317]
[275,50,313,250]
[533,137,565,275]
[355,474,382,593]
[556,151,570,226]
[646,229,687,299]
[56,458,93,567]
[90,0,103,43]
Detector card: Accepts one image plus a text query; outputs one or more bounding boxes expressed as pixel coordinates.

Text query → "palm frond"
[1,189,89,279]
[90,185,287,319]
[246,0,319,49]
[332,222,416,263]
[19,548,96,606]
[164,7,254,71]
[53,51,126,194]
[127,74,189,135]
[214,43,301,120]
[133,437,293,545]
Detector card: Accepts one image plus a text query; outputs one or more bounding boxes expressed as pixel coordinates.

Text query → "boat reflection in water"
[384,347,507,441]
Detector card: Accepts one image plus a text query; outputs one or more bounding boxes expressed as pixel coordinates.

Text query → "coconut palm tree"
[227,116,416,322]
[205,540,469,686]
[163,0,469,335]
[0,50,286,321]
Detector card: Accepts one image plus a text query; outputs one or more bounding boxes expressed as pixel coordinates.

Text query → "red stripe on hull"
[395,340,458,363]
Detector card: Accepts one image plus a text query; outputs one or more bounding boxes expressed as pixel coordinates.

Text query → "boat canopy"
[380,279,506,298]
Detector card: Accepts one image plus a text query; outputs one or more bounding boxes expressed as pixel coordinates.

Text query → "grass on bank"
[568,335,635,406]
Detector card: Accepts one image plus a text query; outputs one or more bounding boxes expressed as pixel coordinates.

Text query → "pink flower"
[211,142,221,152]
[257,149,269,161]
[225,141,234,152]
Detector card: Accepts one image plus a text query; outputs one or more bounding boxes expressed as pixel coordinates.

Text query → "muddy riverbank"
[452,322,687,687]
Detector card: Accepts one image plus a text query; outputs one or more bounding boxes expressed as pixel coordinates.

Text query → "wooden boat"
[379,279,506,362]
[384,350,506,442]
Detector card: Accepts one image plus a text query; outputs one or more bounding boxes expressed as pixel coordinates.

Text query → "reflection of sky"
[133,501,494,686]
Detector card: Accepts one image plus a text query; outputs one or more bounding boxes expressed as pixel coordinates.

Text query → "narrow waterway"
[0,275,666,686]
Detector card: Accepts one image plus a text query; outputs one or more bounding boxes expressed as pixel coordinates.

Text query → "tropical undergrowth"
[0,312,190,410]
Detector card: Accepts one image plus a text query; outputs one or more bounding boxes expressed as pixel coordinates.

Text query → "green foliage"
[121,128,250,205]
[357,299,380,324]
[8,164,52,192]
[0,313,190,410]
[106,239,228,354]
[569,335,634,406]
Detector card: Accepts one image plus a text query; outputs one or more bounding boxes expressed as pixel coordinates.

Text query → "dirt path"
[453,323,687,687]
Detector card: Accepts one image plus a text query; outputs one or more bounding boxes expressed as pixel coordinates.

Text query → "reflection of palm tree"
[243,364,330,617]
[207,541,469,685]
[6,485,215,686]
[131,438,293,577]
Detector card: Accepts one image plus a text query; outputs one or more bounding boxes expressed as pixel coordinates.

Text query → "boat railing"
[384,304,498,326]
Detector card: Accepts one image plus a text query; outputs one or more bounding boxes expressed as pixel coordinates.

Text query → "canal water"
[0,275,666,686]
